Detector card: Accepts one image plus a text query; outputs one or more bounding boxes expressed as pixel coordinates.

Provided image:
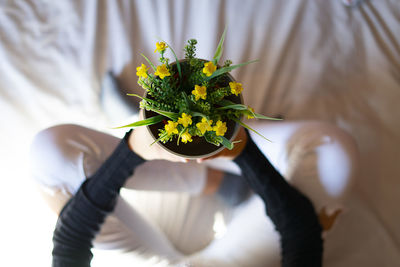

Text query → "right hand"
[128,111,189,162]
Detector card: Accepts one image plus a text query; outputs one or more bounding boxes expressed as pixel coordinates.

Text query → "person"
[30,120,358,266]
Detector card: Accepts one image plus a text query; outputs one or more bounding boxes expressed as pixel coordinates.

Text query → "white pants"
[29,121,358,266]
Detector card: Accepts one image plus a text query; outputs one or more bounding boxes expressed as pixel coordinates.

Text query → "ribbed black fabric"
[52,130,145,267]
[234,133,323,267]
[217,172,251,207]
[83,131,145,211]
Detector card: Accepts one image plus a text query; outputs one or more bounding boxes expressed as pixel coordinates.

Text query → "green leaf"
[149,108,179,120]
[219,136,234,150]
[113,115,165,129]
[191,112,208,119]
[217,99,248,110]
[151,131,168,146]
[217,100,247,110]
[164,41,182,82]
[253,113,283,120]
[141,53,156,71]
[205,60,258,81]
[182,92,192,109]
[217,99,282,120]
[127,93,158,105]
[233,118,272,142]
[218,104,248,110]
[126,93,179,120]
[218,99,236,106]
[177,127,188,146]
[213,26,227,65]
[242,106,282,120]
[205,133,221,146]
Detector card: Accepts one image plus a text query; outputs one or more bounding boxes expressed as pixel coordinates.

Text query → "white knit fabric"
[29,120,357,266]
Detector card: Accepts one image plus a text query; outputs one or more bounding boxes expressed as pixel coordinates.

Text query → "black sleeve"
[234,133,323,267]
[52,130,145,267]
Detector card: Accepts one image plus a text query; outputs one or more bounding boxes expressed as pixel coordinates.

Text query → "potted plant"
[117,30,280,158]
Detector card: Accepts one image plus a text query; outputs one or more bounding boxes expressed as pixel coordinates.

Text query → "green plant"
[117,29,280,149]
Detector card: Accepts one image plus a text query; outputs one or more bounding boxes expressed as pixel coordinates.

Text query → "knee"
[315,125,359,197]
[30,124,82,164]
[29,124,85,192]
[285,122,359,208]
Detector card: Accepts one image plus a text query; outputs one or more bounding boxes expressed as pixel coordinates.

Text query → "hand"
[128,125,189,162]
[197,126,248,163]
[128,112,188,162]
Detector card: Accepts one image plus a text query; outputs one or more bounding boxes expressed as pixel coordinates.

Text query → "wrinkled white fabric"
[29,121,357,266]
[1,0,400,266]
[29,124,220,261]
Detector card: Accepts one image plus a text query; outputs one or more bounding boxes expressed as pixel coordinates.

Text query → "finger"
[332,209,343,218]
[197,155,216,163]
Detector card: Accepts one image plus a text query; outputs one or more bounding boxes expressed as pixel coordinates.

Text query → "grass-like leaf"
[217,99,248,111]
[206,60,258,81]
[191,111,209,119]
[151,131,168,146]
[213,26,227,65]
[113,115,165,129]
[205,134,221,146]
[141,53,156,71]
[233,118,272,142]
[218,99,282,120]
[220,136,234,150]
[149,108,179,121]
[127,93,160,107]
[164,41,182,82]
[176,127,189,146]
[253,113,283,120]
[127,93,179,120]
[182,92,193,109]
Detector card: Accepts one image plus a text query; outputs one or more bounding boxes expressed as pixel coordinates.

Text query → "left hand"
[197,126,248,163]
[128,121,188,162]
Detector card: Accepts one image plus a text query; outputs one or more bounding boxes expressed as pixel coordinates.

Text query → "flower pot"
[144,59,243,159]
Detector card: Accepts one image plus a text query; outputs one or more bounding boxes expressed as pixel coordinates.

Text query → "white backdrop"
[0,0,399,266]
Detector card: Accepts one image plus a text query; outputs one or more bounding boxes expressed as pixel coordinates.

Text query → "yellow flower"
[178,113,192,127]
[136,64,149,78]
[181,130,193,143]
[165,121,179,135]
[196,118,213,135]
[192,85,207,101]
[154,41,168,53]
[229,82,243,96]
[202,61,217,77]
[154,64,171,79]
[213,120,227,136]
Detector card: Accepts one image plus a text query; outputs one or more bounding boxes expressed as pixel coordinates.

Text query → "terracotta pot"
[144,59,243,159]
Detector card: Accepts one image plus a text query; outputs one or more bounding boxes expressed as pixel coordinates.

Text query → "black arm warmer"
[52,131,145,267]
[234,134,323,267]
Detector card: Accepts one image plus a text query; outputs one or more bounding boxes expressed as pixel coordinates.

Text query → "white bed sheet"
[0,0,399,266]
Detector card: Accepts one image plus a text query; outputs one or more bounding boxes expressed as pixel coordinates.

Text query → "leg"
[200,120,358,229]
[185,120,359,266]
[248,120,359,224]
[29,124,208,260]
[183,195,281,267]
